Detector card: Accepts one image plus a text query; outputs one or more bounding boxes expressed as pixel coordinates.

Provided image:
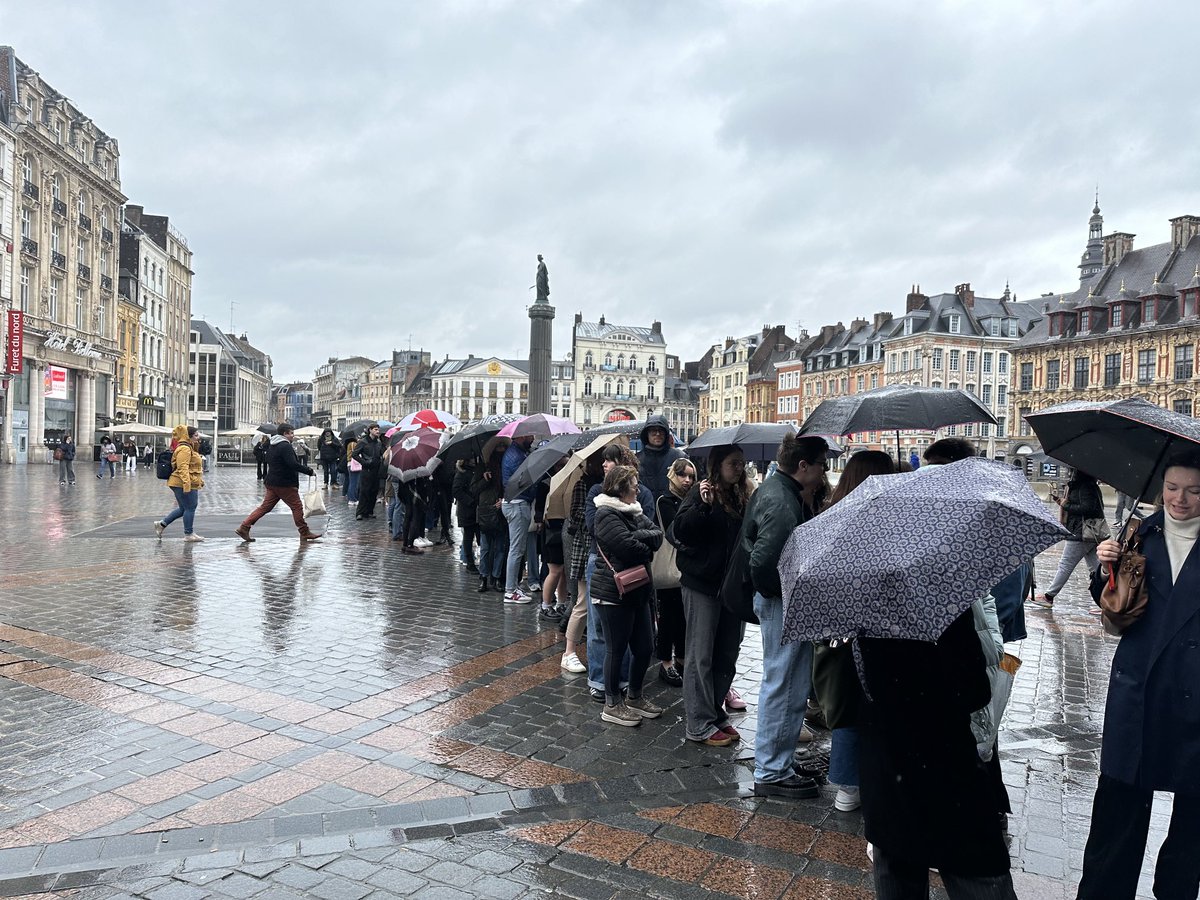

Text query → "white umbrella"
[220,427,260,439]
[104,422,173,435]
[294,426,325,437]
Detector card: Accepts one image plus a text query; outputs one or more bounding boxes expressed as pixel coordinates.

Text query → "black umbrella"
[687,423,797,463]
[800,385,997,462]
[437,414,523,465]
[339,419,376,441]
[503,433,579,500]
[1025,398,1200,503]
[255,423,277,435]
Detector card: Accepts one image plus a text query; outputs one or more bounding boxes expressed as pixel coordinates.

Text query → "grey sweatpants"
[1045,540,1100,598]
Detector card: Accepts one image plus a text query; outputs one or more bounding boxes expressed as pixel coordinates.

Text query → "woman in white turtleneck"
[1077,451,1200,900]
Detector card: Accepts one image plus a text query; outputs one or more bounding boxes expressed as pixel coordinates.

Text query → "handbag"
[348,458,363,472]
[597,543,651,598]
[650,498,681,589]
[53,447,64,461]
[106,453,121,462]
[303,478,327,517]
[1081,517,1111,543]
[1096,516,1149,634]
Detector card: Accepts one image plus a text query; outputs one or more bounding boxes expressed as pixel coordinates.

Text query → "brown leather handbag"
[1098,518,1150,634]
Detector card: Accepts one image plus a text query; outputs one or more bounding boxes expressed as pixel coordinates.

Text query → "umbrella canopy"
[293,425,325,438]
[687,423,797,463]
[340,419,378,441]
[255,422,278,435]
[503,433,579,500]
[800,385,997,436]
[437,414,522,465]
[546,433,629,513]
[779,457,1069,646]
[220,427,261,439]
[386,427,443,482]
[499,413,580,442]
[104,423,174,435]
[1025,398,1200,501]
[572,419,647,448]
[395,409,461,432]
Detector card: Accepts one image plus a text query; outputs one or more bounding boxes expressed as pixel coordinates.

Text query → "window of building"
[22,154,33,184]
[948,314,961,334]
[903,318,913,336]
[1137,349,1155,383]
[982,352,993,374]
[996,416,1007,436]
[616,354,624,370]
[913,349,922,370]
[49,277,61,320]
[1006,320,1018,337]
[20,206,30,239]
[982,384,992,404]
[997,384,1007,407]
[856,375,864,391]
[966,382,977,397]
[1019,362,1033,391]
[931,348,943,371]
[966,351,976,374]
[998,354,1009,375]
[1103,352,1121,387]
[1074,357,1090,390]
[75,287,86,329]
[1143,299,1156,324]
[1046,359,1060,391]
[1175,345,1194,381]
[870,373,879,389]
[604,352,613,367]
[51,174,62,200]
[19,266,31,312]
[1110,304,1123,328]
[603,379,612,397]
[949,350,960,372]
[901,351,909,371]
[1174,399,1194,417]
[584,351,593,367]
[51,225,62,253]
[990,319,1000,336]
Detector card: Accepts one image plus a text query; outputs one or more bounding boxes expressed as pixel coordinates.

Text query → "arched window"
[603,378,613,397]
[584,351,593,367]
[604,353,613,367]
[99,208,107,230]
[617,354,624,370]
[584,377,592,396]
[629,354,637,371]
[629,380,638,398]
[616,379,625,397]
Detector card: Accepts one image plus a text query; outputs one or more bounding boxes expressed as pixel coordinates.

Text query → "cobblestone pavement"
[0,466,1173,898]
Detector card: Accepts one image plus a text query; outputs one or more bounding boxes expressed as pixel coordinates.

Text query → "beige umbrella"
[545,432,629,519]
[294,425,325,438]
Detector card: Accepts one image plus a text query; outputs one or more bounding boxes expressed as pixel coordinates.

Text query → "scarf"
[1163,511,1200,584]
[593,493,642,515]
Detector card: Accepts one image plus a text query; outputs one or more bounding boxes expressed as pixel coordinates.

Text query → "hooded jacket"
[167,425,204,492]
[352,433,385,472]
[636,415,684,500]
[317,432,342,463]
[265,435,315,488]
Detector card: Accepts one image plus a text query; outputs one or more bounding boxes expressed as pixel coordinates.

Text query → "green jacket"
[744,471,811,599]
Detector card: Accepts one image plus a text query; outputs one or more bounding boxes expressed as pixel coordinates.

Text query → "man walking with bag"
[236,424,322,543]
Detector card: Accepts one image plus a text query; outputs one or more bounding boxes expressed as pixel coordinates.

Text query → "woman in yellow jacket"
[154,424,206,542]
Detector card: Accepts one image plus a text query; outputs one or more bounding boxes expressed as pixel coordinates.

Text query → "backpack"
[155,449,174,480]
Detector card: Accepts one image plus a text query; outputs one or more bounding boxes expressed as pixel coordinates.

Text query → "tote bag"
[650,497,681,589]
[303,478,327,516]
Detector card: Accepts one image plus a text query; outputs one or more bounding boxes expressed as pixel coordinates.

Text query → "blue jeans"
[387,495,405,540]
[585,552,631,691]
[501,500,531,591]
[829,726,860,788]
[753,592,813,784]
[479,527,507,579]
[162,487,199,535]
[346,470,360,502]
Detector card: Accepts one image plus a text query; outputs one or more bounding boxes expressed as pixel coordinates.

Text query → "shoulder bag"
[597,542,651,598]
[1095,516,1149,634]
[303,476,327,517]
[650,497,681,589]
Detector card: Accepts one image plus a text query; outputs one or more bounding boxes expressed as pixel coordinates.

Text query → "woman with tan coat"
[154,424,205,542]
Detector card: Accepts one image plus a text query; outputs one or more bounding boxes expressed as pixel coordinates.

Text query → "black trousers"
[358,469,380,516]
[598,599,653,705]
[655,586,686,662]
[1077,774,1200,900]
[256,459,267,480]
[873,846,1016,899]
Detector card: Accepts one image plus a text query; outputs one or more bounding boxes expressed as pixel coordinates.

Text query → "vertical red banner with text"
[4,311,23,374]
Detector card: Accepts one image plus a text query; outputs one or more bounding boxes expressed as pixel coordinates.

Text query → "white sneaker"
[183,533,205,543]
[153,521,166,539]
[504,590,532,605]
[414,537,433,548]
[560,652,586,673]
[834,787,861,811]
[529,582,542,593]
[798,724,814,743]
[348,500,357,506]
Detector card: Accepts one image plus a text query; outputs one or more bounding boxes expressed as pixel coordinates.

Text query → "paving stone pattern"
[0,467,1174,898]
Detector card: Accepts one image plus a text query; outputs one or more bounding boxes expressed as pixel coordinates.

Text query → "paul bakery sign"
[45,331,102,359]
[5,311,22,374]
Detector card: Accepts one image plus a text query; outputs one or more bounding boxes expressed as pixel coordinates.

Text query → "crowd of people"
[136,413,1199,899]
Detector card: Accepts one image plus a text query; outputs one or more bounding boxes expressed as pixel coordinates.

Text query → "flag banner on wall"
[4,311,22,374]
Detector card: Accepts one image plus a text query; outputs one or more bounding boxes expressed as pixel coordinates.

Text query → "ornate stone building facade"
[114,282,140,425]
[1,47,125,462]
[706,326,794,430]
[361,350,432,423]
[571,315,668,427]
[1010,205,1200,455]
[430,356,529,422]
[311,356,377,428]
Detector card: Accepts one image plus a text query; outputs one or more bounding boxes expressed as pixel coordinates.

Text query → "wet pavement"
[0,466,1172,898]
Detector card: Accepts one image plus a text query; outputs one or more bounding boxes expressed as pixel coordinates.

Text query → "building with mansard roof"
[1009,202,1200,457]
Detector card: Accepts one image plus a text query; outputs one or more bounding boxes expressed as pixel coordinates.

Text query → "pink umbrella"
[390,409,461,436]
[498,414,579,442]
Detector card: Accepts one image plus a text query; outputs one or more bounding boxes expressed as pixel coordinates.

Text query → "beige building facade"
[706,325,794,430]
[572,315,667,428]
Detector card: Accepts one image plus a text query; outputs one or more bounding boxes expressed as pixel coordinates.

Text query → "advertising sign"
[44,365,69,400]
[4,311,22,374]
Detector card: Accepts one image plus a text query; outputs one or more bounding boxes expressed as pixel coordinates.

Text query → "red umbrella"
[387,427,443,482]
[391,409,461,434]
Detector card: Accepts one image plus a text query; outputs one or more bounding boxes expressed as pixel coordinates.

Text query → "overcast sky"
[10,1,1200,380]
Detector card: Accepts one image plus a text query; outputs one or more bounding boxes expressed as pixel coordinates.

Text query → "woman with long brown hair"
[671,445,755,746]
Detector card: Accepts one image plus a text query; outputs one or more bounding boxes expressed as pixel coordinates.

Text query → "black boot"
[477,575,489,593]
[466,561,479,574]
[490,576,505,593]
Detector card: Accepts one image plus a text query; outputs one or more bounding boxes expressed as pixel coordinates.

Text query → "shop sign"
[138,394,166,410]
[45,330,102,359]
[44,365,69,400]
[4,311,22,374]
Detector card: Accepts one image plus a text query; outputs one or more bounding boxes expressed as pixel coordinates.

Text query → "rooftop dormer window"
[903,318,913,336]
[948,314,961,335]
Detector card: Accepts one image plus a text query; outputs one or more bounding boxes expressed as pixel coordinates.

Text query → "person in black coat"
[472,447,508,591]
[591,465,663,728]
[860,610,1016,898]
[453,458,480,573]
[317,429,342,488]
[351,424,385,519]
[1077,452,1200,900]
[236,424,320,542]
[253,434,270,480]
[1034,469,1105,608]
[636,414,684,501]
[652,458,695,686]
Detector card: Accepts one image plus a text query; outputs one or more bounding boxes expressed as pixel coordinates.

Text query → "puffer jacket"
[167,425,204,492]
[591,494,662,605]
[670,483,745,596]
[636,414,684,500]
[743,470,809,599]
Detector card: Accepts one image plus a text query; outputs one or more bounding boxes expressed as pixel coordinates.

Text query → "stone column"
[78,373,95,449]
[28,362,44,464]
[528,301,555,416]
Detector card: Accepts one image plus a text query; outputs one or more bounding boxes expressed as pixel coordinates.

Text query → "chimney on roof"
[240,332,248,341]
[1170,215,1200,251]
[906,285,927,313]
[955,283,975,309]
[798,327,809,339]
[873,311,893,332]
[574,312,582,325]
[1103,232,1135,266]
[819,323,842,345]
[724,337,735,350]
[651,320,661,334]
[850,317,868,332]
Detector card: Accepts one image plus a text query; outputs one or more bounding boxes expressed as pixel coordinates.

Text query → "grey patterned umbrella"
[779,458,1069,645]
[1025,398,1200,501]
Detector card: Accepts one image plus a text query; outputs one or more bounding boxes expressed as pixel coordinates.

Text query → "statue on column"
[534,255,549,305]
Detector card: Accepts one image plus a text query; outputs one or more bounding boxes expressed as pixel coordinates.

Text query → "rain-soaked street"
[0,467,1172,899]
